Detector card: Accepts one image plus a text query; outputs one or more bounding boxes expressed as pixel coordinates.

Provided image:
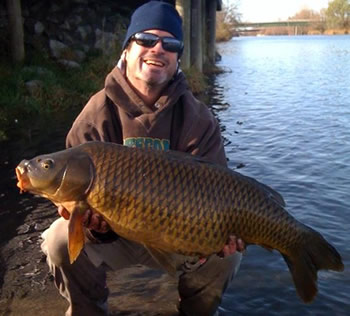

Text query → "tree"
[290,8,321,20]
[326,0,350,29]
[6,0,25,63]
[216,0,241,41]
[289,8,325,34]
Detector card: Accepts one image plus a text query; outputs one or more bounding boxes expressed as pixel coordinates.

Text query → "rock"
[67,15,82,27]
[95,29,118,54]
[49,3,60,13]
[34,21,45,35]
[72,0,89,4]
[77,25,92,41]
[25,80,43,96]
[62,32,75,46]
[215,51,222,62]
[74,50,86,62]
[58,59,81,69]
[49,39,68,59]
[22,66,54,78]
[60,20,71,31]
[81,44,91,53]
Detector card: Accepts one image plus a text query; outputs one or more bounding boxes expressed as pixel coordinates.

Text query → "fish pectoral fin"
[68,204,86,264]
[145,246,177,277]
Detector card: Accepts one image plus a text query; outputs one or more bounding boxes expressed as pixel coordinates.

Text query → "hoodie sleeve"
[66,90,123,148]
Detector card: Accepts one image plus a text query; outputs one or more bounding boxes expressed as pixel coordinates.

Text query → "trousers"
[41,218,242,316]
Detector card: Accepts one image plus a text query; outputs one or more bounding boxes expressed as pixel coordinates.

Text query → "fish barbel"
[15,141,344,303]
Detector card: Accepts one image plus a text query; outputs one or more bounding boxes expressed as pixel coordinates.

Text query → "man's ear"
[121,49,127,61]
[117,50,127,75]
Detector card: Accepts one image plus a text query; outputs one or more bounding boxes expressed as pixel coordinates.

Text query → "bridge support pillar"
[176,0,191,69]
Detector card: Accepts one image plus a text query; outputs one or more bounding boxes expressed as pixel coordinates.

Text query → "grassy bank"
[0,49,120,144]
[0,51,214,147]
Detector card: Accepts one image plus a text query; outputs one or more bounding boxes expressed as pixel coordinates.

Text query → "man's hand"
[57,205,110,233]
[217,235,245,257]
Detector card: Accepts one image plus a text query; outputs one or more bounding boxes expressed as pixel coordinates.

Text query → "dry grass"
[183,66,208,95]
[324,29,349,35]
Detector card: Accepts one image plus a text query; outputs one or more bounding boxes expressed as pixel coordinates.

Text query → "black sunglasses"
[131,32,184,54]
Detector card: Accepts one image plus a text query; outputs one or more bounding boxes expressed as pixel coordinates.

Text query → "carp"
[15,141,344,303]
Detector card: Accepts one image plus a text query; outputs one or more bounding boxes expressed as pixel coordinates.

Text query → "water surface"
[214,35,350,315]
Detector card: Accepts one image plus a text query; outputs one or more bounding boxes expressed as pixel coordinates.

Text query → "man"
[41,2,244,315]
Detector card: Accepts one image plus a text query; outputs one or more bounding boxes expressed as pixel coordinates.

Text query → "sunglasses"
[131,32,184,54]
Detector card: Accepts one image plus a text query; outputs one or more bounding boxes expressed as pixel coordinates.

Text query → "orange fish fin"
[68,206,86,264]
[145,246,177,277]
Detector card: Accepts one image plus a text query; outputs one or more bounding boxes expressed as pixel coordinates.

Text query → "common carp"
[15,141,344,303]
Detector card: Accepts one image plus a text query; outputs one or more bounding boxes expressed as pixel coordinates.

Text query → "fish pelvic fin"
[68,204,87,264]
[282,226,344,303]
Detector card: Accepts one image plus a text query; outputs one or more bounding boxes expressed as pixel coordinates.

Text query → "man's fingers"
[99,221,110,233]
[227,235,245,252]
[218,236,246,257]
[80,209,110,233]
[82,209,92,227]
[237,238,245,252]
[89,213,102,231]
[58,206,70,220]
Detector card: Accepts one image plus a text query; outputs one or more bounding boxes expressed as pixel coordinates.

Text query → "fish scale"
[15,141,344,303]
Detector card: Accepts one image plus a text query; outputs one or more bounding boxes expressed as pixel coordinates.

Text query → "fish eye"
[41,159,54,170]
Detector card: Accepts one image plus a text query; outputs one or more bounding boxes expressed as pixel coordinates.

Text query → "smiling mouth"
[144,59,165,67]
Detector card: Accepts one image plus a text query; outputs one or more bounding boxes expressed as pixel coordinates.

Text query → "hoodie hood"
[104,66,188,118]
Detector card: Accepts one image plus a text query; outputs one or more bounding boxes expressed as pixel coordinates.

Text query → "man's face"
[125,30,179,89]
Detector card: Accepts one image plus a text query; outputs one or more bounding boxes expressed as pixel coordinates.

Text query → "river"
[214,35,350,315]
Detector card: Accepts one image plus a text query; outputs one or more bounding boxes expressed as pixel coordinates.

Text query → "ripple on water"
[215,35,350,315]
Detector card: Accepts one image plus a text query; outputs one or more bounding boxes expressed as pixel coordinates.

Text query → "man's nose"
[151,40,165,53]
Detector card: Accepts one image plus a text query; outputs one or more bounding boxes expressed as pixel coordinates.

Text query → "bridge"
[239,20,313,28]
[237,20,316,35]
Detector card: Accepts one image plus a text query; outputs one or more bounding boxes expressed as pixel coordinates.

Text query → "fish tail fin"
[282,226,344,303]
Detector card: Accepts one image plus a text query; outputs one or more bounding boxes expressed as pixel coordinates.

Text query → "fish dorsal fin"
[245,176,286,207]
[144,246,177,277]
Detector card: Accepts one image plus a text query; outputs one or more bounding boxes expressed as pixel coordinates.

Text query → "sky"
[236,0,330,22]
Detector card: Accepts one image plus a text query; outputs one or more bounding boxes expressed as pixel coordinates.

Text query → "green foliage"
[326,0,350,29]
[0,49,120,143]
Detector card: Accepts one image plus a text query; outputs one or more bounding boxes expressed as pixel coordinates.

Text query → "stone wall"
[0,0,149,65]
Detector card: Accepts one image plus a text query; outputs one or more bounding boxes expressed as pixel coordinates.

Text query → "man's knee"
[178,253,242,316]
[41,218,70,267]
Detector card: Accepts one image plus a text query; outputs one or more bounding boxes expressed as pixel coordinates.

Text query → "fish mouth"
[15,166,29,193]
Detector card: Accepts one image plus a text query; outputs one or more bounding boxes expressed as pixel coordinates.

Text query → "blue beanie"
[122,1,183,51]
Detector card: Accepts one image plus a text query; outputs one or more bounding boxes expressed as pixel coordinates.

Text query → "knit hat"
[122,1,183,51]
